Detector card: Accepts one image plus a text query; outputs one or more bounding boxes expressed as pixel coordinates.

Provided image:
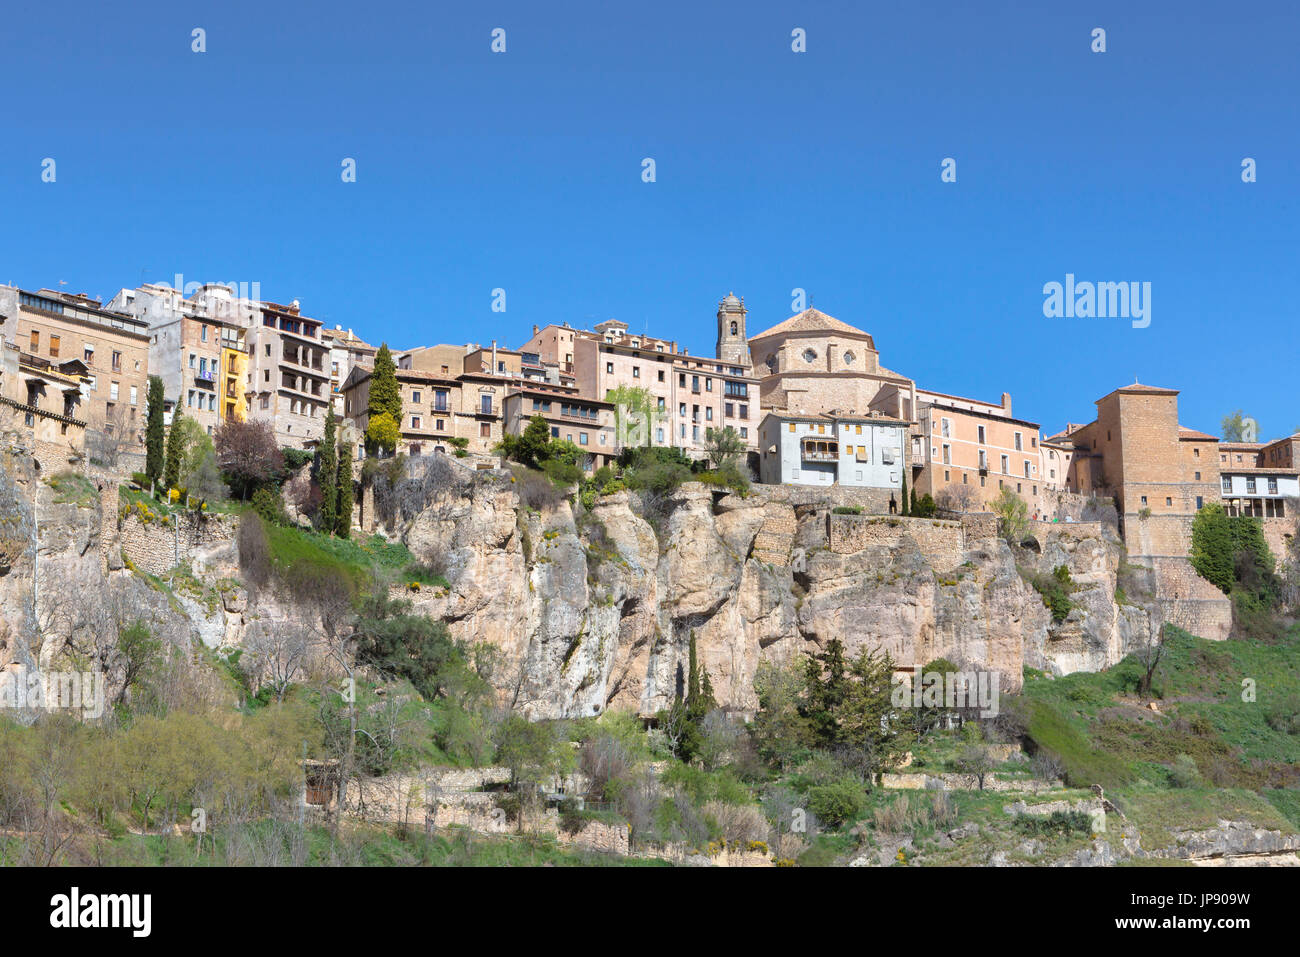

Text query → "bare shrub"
[237,513,271,593]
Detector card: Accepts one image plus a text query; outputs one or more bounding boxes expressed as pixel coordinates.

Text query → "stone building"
[6,286,150,460]
[1056,383,1220,561]
[501,383,617,469]
[0,332,88,473]
[1216,436,1299,564]
[747,307,917,421]
[911,388,1045,515]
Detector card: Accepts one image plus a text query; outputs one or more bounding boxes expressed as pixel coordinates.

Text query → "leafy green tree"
[319,406,338,533]
[1190,503,1234,593]
[752,659,811,770]
[499,414,553,470]
[163,407,185,490]
[607,384,660,448]
[365,412,400,455]
[144,376,166,483]
[991,487,1028,542]
[186,451,227,507]
[1221,410,1253,442]
[336,440,353,537]
[495,716,576,831]
[704,425,744,471]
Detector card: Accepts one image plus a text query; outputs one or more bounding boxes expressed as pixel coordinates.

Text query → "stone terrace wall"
[759,483,897,514]
[1030,520,1108,542]
[827,514,965,569]
[958,511,999,544]
[1151,557,1232,641]
[117,507,238,576]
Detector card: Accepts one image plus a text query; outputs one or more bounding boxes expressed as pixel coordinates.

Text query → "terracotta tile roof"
[1178,426,1219,442]
[749,308,876,346]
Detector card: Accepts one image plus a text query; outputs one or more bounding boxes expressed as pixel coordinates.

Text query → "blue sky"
[3,1,1296,438]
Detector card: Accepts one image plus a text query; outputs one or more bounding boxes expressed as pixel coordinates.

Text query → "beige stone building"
[0,332,88,473]
[246,300,331,447]
[911,388,1044,514]
[748,307,917,421]
[502,382,617,469]
[1057,384,1220,560]
[321,326,376,414]
[6,287,150,459]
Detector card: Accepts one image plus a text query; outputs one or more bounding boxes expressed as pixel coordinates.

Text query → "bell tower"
[715,292,751,367]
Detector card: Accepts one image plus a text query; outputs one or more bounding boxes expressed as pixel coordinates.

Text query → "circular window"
[843,350,855,365]
[803,348,818,363]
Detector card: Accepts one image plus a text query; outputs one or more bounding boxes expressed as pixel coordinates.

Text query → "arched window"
[729,321,738,335]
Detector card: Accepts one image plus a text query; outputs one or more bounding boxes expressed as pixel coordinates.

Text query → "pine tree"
[163,407,185,490]
[319,406,338,533]
[144,376,166,484]
[336,440,353,538]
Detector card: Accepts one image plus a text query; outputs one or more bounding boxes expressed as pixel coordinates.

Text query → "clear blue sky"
[3,1,1296,438]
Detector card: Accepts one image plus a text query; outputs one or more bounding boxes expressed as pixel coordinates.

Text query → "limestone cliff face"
[395,469,1157,718]
[0,456,1158,718]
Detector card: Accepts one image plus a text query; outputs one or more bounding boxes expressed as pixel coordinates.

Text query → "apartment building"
[1059,383,1220,560]
[502,383,616,469]
[321,326,376,414]
[6,287,150,453]
[246,300,331,446]
[342,363,465,459]
[759,411,909,505]
[0,331,88,471]
[520,294,761,460]
[911,388,1044,514]
[1215,436,1300,565]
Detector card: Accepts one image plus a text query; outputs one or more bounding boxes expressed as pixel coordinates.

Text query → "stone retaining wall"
[827,513,966,569]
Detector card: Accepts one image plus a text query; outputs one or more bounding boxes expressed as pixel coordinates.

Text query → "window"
[658,370,664,382]
[802,348,817,363]
[725,402,734,417]
[129,385,138,406]
[739,427,747,439]
[1000,454,1009,474]
[1222,476,1232,493]
[606,362,614,374]
[579,433,588,445]
[110,381,120,401]
[1014,432,1023,451]
[978,450,988,470]
[1024,461,1031,478]
[1196,496,1204,509]
[788,422,796,432]
[942,444,951,465]
[1166,497,1173,506]
[1268,478,1279,494]
[412,416,422,429]
[941,418,951,438]
[29,330,39,350]
[480,423,491,437]
[411,390,421,404]
[705,378,712,391]
[1246,477,1257,493]
[84,344,94,363]
[740,404,748,418]
[1140,495,1148,506]
[49,335,60,358]
[632,366,640,378]
[1194,471,1201,481]
[435,419,445,432]
[201,325,208,342]
[480,394,492,414]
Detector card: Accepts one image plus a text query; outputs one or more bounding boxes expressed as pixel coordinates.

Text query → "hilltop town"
[1,279,1298,867]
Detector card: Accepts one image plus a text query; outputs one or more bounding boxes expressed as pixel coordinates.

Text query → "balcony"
[801,442,838,462]
[195,369,216,385]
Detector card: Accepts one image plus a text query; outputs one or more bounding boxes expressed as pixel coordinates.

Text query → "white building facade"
[759,412,909,492]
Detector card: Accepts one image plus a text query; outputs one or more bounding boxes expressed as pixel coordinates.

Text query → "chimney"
[1001,392,1012,415]
[491,339,498,374]
[532,324,539,336]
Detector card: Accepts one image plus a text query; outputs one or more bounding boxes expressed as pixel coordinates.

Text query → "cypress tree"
[319,406,338,533]
[367,344,402,454]
[900,470,909,516]
[910,487,919,516]
[163,407,185,490]
[336,440,353,538]
[144,376,166,484]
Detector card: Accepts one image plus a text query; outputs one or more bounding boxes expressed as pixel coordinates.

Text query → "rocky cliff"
[392,465,1158,718]
[0,456,1159,717]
